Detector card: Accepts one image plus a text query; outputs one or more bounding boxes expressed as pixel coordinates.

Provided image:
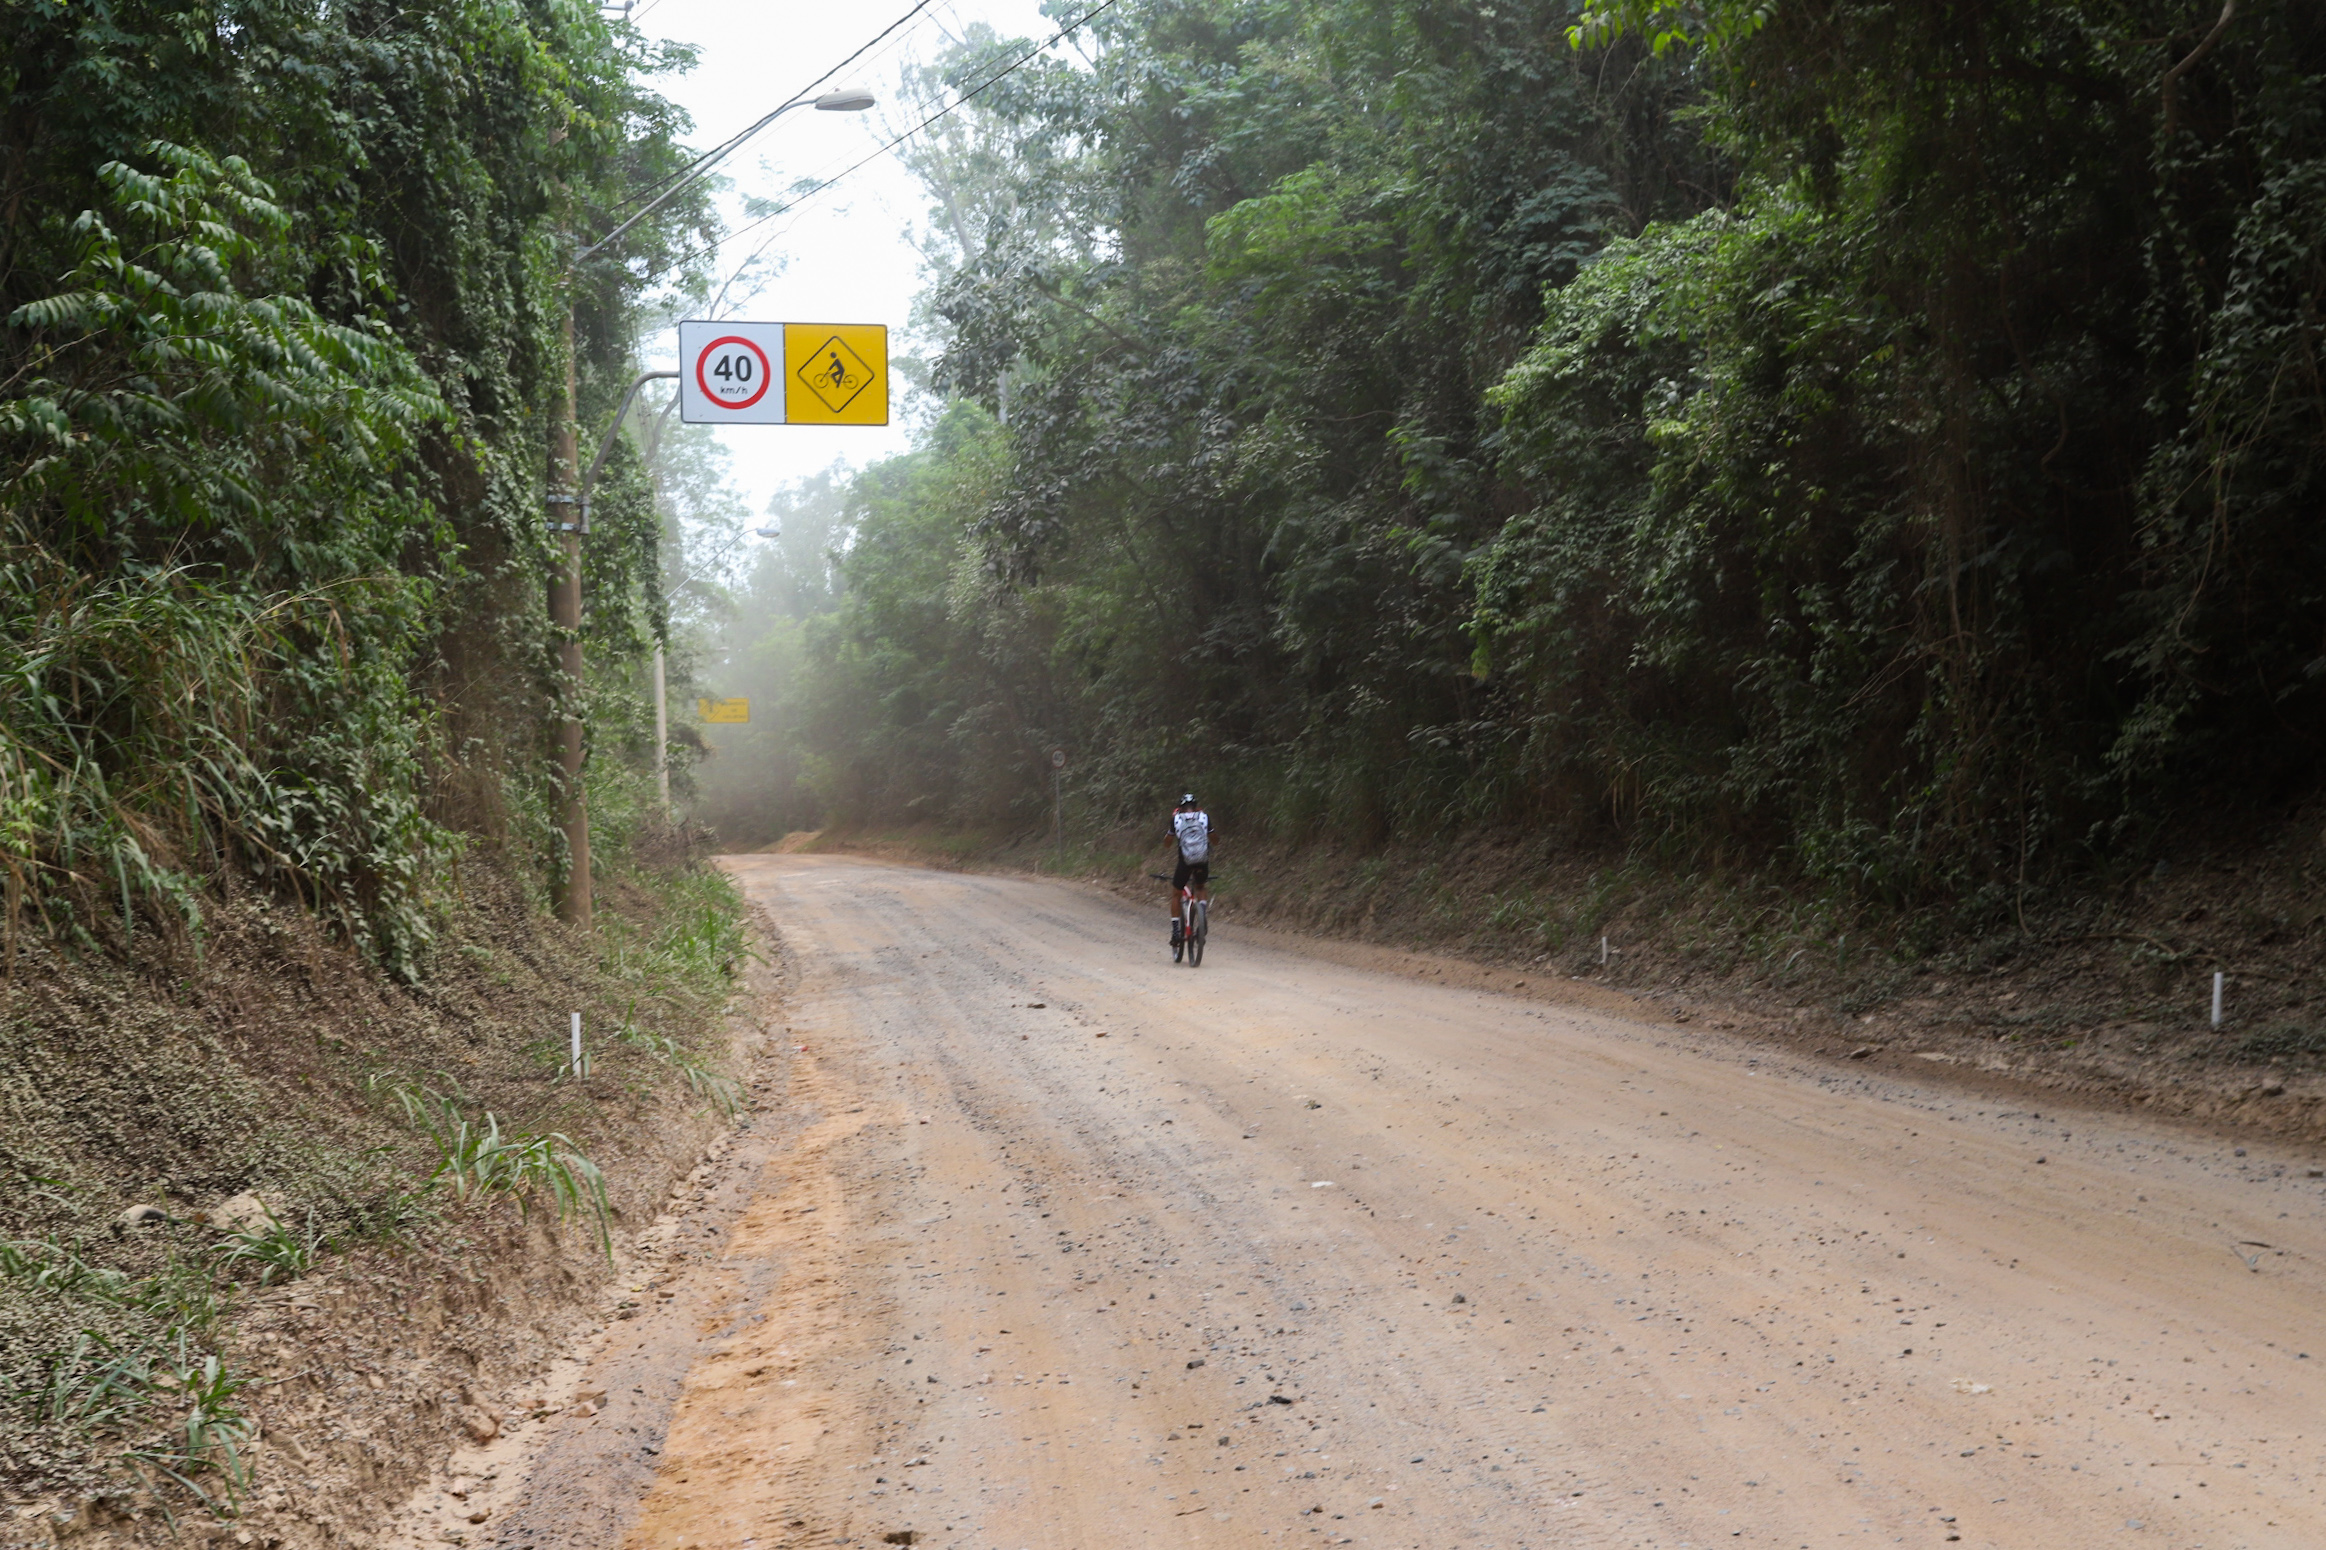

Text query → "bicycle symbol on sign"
[810,351,853,394]
[796,333,876,414]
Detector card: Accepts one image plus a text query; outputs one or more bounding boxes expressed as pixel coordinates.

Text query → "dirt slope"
[455,854,2326,1550]
[0,859,754,1549]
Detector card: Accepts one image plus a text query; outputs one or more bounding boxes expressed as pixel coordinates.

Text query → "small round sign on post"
[693,335,772,412]
[675,319,788,424]
[1049,746,1068,771]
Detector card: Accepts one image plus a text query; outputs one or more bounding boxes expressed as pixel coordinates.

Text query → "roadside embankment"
[0,850,770,1549]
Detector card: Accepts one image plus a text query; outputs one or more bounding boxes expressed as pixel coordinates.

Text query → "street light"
[549,87,875,922]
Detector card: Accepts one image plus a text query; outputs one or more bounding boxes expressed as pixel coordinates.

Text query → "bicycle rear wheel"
[1188,901,1206,966]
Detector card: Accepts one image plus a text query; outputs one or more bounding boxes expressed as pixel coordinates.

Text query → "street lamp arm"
[580,368,681,526]
[577,366,743,601]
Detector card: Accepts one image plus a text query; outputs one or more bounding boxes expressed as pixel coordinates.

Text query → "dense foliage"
[706,0,2325,910]
[0,0,708,969]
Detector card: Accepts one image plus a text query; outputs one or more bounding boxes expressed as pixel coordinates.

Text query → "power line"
[705,205,810,321]
[601,0,935,222]
[664,0,1126,278]
[592,0,941,237]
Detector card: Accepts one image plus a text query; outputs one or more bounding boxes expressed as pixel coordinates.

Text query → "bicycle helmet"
[1178,792,1198,807]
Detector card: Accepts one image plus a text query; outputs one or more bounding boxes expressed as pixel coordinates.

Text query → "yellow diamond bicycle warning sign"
[785,324,887,425]
[796,335,872,413]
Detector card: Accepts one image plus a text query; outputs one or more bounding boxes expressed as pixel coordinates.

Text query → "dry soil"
[438,853,2326,1550]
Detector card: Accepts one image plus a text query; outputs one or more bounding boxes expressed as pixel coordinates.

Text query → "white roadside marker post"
[2212,971,2225,1029]
[571,1010,584,1076]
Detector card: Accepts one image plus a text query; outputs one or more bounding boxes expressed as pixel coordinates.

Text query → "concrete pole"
[548,308,592,927]
[652,644,670,815]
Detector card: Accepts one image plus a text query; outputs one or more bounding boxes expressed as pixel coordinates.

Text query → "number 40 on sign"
[677,320,887,427]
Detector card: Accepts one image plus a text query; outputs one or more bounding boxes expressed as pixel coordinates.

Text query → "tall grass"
[393,1086,612,1252]
[599,863,752,989]
[591,862,750,1115]
[0,559,265,952]
[118,1338,252,1516]
[211,1210,328,1287]
[0,552,451,973]
[0,1237,131,1301]
[614,1007,742,1115]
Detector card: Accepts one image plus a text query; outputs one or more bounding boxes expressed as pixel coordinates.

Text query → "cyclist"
[1166,793,1212,949]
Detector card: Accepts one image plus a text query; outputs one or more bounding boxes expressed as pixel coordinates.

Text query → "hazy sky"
[630,0,1055,519]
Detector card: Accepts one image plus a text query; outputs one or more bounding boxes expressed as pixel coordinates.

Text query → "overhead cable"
[664,0,1126,276]
[586,0,942,250]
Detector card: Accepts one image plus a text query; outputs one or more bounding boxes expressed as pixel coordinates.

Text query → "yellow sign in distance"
[697,697,750,724]
[784,323,888,425]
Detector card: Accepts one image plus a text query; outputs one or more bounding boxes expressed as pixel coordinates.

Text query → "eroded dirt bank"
[459,854,2326,1550]
[0,864,761,1550]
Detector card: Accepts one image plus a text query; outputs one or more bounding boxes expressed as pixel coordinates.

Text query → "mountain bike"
[1148,873,1210,966]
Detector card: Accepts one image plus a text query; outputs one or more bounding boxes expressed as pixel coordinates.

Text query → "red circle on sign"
[695,335,773,410]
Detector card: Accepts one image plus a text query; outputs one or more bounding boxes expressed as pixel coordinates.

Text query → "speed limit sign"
[1048,746,1067,771]
[695,335,772,411]
[678,321,785,424]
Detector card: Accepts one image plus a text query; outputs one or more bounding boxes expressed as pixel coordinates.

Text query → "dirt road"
[484,854,2326,1550]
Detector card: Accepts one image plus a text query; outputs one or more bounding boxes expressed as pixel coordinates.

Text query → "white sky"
[630,0,1055,519]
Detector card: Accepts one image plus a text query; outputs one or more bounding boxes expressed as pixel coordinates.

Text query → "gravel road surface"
[489,853,2326,1550]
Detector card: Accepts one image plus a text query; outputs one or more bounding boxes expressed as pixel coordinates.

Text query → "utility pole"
[652,645,670,813]
[548,310,591,926]
[551,86,873,879]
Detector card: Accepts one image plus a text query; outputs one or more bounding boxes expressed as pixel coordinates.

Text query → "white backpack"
[1173,810,1211,862]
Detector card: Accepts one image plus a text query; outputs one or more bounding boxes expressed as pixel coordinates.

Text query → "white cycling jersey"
[1171,809,1211,863]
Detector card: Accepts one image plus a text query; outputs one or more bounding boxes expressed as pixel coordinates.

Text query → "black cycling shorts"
[1172,857,1210,892]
